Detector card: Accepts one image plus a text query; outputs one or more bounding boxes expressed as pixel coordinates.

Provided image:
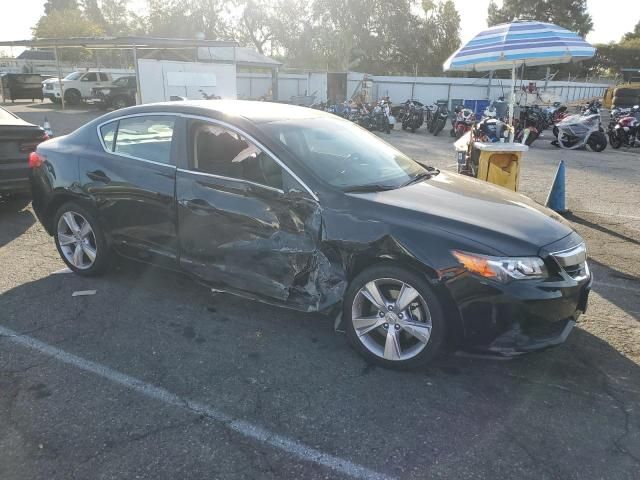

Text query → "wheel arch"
[42,192,93,235]
[346,253,465,347]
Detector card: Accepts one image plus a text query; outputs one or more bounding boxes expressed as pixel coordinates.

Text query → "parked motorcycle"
[399,100,425,132]
[199,90,221,100]
[608,105,640,149]
[514,106,542,146]
[428,103,449,136]
[372,99,392,134]
[425,103,437,131]
[552,111,607,151]
[451,106,475,138]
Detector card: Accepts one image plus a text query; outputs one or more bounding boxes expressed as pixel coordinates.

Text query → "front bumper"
[446,261,592,356]
[44,91,61,99]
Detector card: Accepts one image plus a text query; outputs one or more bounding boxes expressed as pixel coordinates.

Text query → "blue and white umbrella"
[443,21,595,134]
[443,21,595,72]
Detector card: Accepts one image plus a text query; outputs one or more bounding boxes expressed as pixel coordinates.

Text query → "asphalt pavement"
[1,100,639,479]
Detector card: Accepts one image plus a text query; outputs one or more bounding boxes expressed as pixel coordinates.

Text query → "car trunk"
[0,123,47,190]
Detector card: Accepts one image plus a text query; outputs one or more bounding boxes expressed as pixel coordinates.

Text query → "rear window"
[99,121,117,151]
[113,116,175,164]
[0,107,17,122]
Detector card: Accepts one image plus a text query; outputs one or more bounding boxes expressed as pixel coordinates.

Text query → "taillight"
[28,151,44,168]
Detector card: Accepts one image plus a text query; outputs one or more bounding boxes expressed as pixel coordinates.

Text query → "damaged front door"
[176,119,321,304]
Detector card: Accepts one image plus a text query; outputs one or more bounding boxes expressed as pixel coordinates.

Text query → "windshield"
[64,72,83,81]
[261,116,428,191]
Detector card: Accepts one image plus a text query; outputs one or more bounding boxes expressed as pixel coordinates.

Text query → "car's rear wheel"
[112,96,130,110]
[64,89,81,105]
[344,265,444,369]
[53,203,109,276]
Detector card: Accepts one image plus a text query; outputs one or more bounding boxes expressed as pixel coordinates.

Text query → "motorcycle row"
[321,99,393,134]
[318,97,639,153]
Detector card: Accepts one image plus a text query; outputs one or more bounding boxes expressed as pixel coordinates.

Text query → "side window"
[190,121,283,190]
[99,121,117,151]
[83,73,97,82]
[99,73,109,81]
[113,116,175,164]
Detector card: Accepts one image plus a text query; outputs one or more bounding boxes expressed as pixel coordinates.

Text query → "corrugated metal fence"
[238,71,611,106]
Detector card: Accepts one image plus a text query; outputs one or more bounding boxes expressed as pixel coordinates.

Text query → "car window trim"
[96,112,318,201]
[182,115,319,201]
[186,118,286,194]
[177,168,285,195]
[96,114,178,168]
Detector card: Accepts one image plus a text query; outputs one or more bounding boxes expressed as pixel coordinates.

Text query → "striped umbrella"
[443,21,596,131]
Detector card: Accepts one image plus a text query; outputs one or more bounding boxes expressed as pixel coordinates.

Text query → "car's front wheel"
[53,203,109,276]
[344,265,444,369]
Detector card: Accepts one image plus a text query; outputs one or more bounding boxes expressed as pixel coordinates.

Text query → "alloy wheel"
[351,278,432,361]
[57,211,98,270]
[113,97,128,110]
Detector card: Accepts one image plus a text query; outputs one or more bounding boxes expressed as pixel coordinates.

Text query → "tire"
[525,131,539,146]
[450,128,456,137]
[344,264,445,370]
[587,131,607,152]
[64,89,81,105]
[112,95,130,110]
[552,126,559,138]
[433,120,445,136]
[609,132,623,149]
[51,97,61,105]
[53,202,110,276]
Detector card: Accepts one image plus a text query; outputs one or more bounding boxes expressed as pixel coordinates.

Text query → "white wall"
[371,75,610,106]
[138,59,237,103]
[236,70,609,105]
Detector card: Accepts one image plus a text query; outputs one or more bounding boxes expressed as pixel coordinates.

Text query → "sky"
[1,0,638,56]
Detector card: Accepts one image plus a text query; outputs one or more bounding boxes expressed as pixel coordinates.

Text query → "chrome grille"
[551,243,589,281]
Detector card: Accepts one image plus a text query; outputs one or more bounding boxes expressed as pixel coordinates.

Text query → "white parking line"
[0,325,394,480]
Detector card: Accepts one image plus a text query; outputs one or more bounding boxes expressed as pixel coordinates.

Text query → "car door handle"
[182,199,215,213]
[87,170,110,183]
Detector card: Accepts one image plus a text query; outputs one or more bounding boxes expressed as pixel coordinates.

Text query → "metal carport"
[0,37,242,109]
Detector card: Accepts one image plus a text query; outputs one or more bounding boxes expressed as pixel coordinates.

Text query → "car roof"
[119,100,331,124]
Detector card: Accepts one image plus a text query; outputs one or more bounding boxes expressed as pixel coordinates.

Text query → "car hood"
[351,171,574,256]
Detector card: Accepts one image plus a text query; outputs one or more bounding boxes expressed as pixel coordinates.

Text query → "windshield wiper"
[343,184,397,193]
[401,170,436,187]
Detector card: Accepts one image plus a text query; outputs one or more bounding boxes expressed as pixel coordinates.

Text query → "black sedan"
[91,75,137,111]
[0,106,47,196]
[29,101,591,368]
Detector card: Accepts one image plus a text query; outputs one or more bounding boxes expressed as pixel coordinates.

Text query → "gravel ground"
[1,100,639,480]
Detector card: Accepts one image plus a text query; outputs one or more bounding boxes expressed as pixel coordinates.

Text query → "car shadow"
[566,212,640,247]
[589,258,639,322]
[0,196,35,249]
[1,258,639,477]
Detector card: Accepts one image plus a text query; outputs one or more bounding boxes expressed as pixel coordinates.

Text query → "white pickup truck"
[43,71,129,105]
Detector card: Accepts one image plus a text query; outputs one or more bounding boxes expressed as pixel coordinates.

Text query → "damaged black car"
[29,101,592,369]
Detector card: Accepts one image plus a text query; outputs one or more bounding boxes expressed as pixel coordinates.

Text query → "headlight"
[452,250,547,282]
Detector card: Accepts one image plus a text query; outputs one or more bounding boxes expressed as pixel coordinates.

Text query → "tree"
[146,0,231,40]
[487,0,593,37]
[234,0,277,55]
[33,8,103,61]
[623,20,640,42]
[44,0,78,14]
